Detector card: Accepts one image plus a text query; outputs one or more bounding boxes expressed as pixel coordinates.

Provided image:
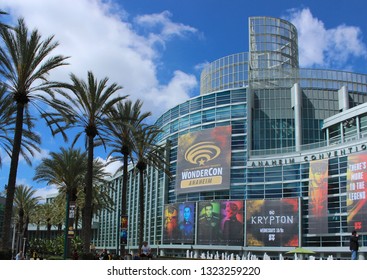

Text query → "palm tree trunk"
[1,103,24,251]
[138,168,145,254]
[82,135,94,253]
[120,150,129,256]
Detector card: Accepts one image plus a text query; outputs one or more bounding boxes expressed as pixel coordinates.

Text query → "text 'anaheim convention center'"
[93,16,367,259]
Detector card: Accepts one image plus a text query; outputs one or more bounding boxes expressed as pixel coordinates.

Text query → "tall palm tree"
[0,85,40,168]
[33,147,87,202]
[0,17,69,251]
[132,124,171,251]
[105,99,151,256]
[34,146,113,255]
[48,71,126,253]
[13,185,41,253]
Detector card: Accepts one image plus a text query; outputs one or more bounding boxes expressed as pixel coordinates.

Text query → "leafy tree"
[105,99,151,255]
[132,124,171,251]
[13,185,41,251]
[47,71,125,253]
[0,17,69,251]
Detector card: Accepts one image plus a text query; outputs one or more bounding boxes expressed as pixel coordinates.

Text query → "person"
[198,202,220,244]
[179,205,194,240]
[100,248,109,260]
[222,202,243,245]
[15,250,24,260]
[72,249,79,260]
[140,241,153,259]
[350,230,359,260]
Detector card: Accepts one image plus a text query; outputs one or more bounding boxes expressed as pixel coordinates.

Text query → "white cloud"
[134,10,198,47]
[96,156,123,178]
[286,8,367,69]
[0,0,198,119]
[34,185,59,204]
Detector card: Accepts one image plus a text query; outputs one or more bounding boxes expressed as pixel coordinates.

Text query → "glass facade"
[93,16,367,259]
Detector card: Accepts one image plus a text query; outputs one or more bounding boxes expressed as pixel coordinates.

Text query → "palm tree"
[34,147,114,257]
[0,17,69,251]
[132,124,171,252]
[13,185,41,253]
[0,9,10,29]
[33,147,87,202]
[47,71,126,253]
[105,99,151,256]
[0,85,41,168]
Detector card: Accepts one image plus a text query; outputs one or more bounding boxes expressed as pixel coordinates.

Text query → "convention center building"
[92,16,367,259]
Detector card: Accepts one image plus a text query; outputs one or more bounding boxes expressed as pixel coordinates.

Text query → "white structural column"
[338,85,349,111]
[291,83,302,151]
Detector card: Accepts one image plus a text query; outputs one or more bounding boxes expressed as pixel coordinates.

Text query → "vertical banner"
[178,203,195,244]
[347,153,367,232]
[246,198,299,247]
[176,126,232,194]
[198,201,221,245]
[308,159,329,234]
[120,215,128,245]
[163,204,179,243]
[220,201,244,245]
[67,201,76,238]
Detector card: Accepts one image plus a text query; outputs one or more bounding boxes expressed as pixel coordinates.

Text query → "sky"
[0,0,367,201]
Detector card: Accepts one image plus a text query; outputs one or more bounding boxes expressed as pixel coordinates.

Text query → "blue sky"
[0,0,367,201]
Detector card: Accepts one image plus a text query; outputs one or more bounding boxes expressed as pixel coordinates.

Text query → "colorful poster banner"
[308,159,329,234]
[176,126,232,194]
[246,198,299,247]
[220,201,244,245]
[347,152,367,232]
[197,201,221,245]
[178,203,195,243]
[163,203,196,244]
[120,215,128,245]
[163,204,179,243]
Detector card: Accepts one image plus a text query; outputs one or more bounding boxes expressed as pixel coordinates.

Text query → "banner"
[308,159,329,234]
[120,215,128,245]
[197,201,221,245]
[163,204,179,243]
[163,203,196,244]
[347,152,367,232]
[246,198,299,247]
[176,126,232,194]
[67,201,76,238]
[220,201,244,245]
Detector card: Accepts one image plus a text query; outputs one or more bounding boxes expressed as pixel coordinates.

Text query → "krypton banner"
[246,198,299,247]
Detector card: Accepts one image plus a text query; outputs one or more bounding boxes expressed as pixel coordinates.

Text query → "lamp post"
[22,237,26,258]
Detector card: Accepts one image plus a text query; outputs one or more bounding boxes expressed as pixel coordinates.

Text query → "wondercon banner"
[246,198,299,247]
[175,126,232,194]
[163,203,196,244]
[308,159,329,234]
[347,152,367,232]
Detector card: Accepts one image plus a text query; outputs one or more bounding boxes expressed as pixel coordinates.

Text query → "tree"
[13,185,41,253]
[0,17,69,251]
[0,85,41,168]
[105,99,151,256]
[43,73,125,253]
[132,124,171,251]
